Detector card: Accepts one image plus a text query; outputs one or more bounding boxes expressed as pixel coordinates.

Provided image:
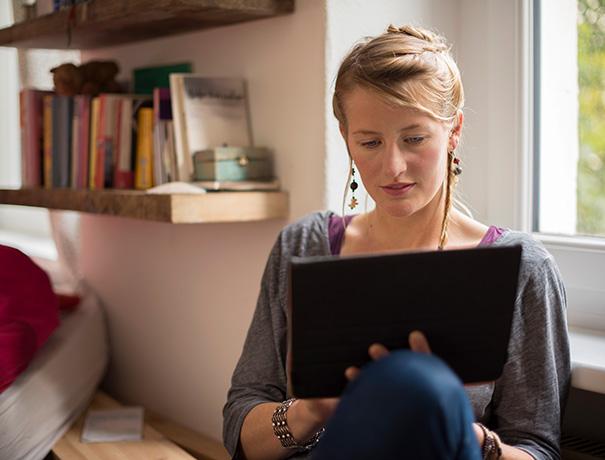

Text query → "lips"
[380,182,415,196]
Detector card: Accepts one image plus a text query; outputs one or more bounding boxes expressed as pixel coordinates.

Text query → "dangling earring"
[349,166,359,209]
[450,151,462,176]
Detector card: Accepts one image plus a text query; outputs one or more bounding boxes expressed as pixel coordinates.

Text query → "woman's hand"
[287,397,339,444]
[295,397,340,425]
[343,332,488,450]
[344,330,431,380]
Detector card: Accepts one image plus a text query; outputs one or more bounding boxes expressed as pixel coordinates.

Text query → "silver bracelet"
[271,398,325,451]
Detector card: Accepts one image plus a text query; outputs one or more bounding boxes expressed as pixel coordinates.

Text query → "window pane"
[577,0,605,237]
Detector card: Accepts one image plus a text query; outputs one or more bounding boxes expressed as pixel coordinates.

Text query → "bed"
[0,293,108,460]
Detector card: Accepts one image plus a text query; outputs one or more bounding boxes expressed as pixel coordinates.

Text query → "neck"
[365,188,447,251]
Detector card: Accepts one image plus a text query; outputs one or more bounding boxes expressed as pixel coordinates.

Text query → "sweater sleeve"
[222,232,289,458]
[491,244,571,459]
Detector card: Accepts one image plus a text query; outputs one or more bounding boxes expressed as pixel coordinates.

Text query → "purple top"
[328,214,505,255]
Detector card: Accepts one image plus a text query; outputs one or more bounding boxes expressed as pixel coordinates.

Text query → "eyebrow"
[352,124,424,135]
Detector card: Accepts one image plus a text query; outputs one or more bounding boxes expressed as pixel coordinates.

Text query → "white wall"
[457,0,530,229]
[78,0,325,440]
[0,1,22,230]
[80,215,285,439]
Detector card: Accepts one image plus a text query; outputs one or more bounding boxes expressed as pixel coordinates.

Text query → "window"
[0,3,78,259]
[534,0,605,331]
[576,0,605,237]
[536,0,605,238]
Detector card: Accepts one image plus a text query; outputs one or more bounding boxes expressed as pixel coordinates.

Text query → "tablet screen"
[288,245,521,398]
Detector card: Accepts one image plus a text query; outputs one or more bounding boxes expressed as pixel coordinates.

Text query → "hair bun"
[386,24,449,52]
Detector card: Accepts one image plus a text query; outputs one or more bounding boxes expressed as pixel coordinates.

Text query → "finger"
[345,366,360,381]
[368,343,390,360]
[409,330,432,354]
[464,381,495,387]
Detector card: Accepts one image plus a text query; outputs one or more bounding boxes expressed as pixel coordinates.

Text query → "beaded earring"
[450,152,462,176]
[349,166,359,209]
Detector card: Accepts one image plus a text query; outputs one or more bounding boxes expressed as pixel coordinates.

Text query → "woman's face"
[342,86,456,219]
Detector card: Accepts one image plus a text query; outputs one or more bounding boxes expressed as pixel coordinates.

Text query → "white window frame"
[483,0,605,332]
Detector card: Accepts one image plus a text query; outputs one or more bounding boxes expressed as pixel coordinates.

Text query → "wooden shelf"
[0,188,289,223]
[0,0,295,49]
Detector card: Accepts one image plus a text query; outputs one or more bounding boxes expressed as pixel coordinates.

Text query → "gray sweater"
[223,212,571,459]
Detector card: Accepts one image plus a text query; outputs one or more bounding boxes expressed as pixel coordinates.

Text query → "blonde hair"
[334,25,465,249]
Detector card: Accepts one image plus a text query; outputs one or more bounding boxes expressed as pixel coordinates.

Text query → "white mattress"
[0,294,108,460]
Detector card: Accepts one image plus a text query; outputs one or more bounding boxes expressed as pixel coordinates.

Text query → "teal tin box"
[193,146,274,181]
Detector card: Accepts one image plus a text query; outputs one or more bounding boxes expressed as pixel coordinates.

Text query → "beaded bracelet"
[271,399,324,451]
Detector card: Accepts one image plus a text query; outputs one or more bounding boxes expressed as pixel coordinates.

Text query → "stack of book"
[20,65,278,192]
[20,90,154,190]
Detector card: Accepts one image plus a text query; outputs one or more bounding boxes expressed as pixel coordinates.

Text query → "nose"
[383,141,407,178]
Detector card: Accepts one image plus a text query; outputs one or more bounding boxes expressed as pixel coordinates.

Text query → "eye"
[360,140,381,149]
[404,136,425,145]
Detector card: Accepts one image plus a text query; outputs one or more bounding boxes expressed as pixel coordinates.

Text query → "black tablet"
[288,245,522,398]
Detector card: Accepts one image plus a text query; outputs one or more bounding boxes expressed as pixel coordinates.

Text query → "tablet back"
[288,245,522,398]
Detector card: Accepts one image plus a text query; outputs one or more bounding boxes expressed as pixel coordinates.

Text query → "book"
[81,407,144,443]
[88,97,100,190]
[113,97,133,189]
[170,75,252,182]
[51,95,73,188]
[42,95,53,189]
[97,94,152,189]
[19,89,48,188]
[71,95,91,189]
[91,94,121,189]
[133,63,192,95]
[152,87,176,185]
[135,107,154,189]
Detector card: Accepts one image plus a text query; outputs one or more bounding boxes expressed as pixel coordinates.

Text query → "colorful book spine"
[89,97,100,190]
[93,94,120,189]
[51,96,73,188]
[169,74,192,182]
[19,89,46,188]
[114,97,134,189]
[71,95,91,189]
[135,107,154,189]
[78,95,91,189]
[153,87,174,185]
[42,95,53,189]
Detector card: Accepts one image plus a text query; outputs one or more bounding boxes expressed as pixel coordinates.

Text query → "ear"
[448,111,464,151]
[339,122,347,140]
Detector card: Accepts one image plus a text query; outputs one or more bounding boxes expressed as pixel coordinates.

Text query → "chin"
[376,200,419,218]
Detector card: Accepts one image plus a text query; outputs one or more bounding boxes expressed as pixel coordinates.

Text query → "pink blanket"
[0,245,59,392]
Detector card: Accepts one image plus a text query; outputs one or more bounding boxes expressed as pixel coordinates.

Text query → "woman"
[223,25,570,460]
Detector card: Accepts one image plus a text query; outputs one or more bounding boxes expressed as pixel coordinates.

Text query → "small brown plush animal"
[51,60,120,96]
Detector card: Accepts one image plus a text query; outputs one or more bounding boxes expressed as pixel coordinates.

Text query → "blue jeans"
[311,350,481,460]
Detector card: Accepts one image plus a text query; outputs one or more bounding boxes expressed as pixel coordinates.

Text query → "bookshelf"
[0,0,295,49]
[0,0,293,223]
[0,188,289,223]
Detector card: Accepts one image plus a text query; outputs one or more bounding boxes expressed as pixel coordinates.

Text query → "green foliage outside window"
[577,0,605,236]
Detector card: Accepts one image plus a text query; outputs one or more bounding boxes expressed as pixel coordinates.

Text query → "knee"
[346,350,467,413]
